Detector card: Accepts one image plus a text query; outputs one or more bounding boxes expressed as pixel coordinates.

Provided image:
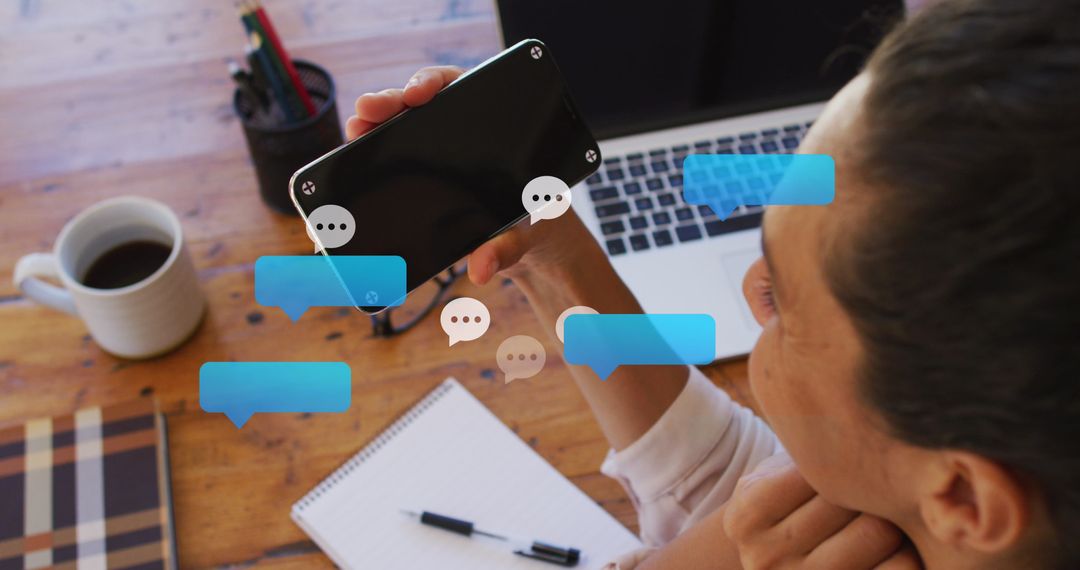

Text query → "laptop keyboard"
[586,121,813,256]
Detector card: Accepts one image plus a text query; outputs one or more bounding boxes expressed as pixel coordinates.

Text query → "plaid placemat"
[0,399,176,570]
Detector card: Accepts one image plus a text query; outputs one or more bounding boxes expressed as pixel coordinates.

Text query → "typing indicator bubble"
[497,335,546,384]
[682,154,834,221]
[255,255,406,321]
[555,305,598,343]
[563,314,716,380]
[522,176,572,224]
[440,297,491,346]
[306,204,356,251]
[200,362,351,428]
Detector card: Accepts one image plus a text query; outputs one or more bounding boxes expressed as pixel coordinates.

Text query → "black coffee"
[81,240,172,289]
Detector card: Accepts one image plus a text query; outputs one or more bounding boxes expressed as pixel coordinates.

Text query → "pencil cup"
[234,60,343,215]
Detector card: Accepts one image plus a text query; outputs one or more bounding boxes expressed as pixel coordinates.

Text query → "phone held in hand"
[289,39,600,313]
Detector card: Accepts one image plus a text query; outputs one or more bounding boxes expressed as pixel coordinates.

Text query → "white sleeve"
[601,365,783,549]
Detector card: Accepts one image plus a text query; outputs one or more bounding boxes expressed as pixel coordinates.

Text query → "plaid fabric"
[0,399,176,570]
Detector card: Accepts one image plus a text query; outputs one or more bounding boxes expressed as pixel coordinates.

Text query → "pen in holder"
[234,59,343,215]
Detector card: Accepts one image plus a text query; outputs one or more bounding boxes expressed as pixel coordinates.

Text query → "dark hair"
[825,0,1080,566]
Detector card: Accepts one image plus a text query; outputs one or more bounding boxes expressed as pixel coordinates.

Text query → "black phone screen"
[291,40,600,298]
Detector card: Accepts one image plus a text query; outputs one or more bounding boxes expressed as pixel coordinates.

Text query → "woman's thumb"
[466,231,526,286]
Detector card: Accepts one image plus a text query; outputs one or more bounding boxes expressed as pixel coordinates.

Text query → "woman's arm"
[478,211,691,451]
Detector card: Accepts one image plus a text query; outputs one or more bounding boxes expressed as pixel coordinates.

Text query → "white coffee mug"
[13,196,206,359]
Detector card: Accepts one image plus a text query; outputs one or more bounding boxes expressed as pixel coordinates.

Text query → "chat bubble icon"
[440,297,491,346]
[563,314,716,380]
[522,176,572,224]
[306,204,356,252]
[555,305,599,343]
[200,362,351,428]
[497,335,546,383]
[682,154,834,221]
[255,255,406,321]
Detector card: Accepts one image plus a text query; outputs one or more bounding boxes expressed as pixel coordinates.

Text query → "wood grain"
[0,1,758,567]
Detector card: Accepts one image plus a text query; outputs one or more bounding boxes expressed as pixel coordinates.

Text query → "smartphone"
[289,39,600,312]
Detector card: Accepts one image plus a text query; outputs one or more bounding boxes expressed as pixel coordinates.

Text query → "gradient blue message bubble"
[683,154,835,220]
[200,362,351,428]
[255,255,406,321]
[563,314,716,380]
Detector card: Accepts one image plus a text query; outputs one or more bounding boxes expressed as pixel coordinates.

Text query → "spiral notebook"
[291,378,642,570]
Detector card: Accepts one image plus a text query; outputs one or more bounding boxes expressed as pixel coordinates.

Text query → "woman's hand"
[348,66,688,451]
[345,66,465,140]
[635,456,920,570]
[723,454,922,570]
[345,65,597,288]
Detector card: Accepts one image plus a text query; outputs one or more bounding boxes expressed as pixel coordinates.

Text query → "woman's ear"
[741,257,773,326]
[918,451,1030,554]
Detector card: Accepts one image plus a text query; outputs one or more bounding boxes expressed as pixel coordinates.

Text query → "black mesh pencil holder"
[234,60,343,215]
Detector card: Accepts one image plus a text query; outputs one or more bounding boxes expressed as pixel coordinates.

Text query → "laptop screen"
[496,0,902,140]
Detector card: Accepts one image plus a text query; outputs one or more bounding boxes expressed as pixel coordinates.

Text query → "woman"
[346,0,1080,567]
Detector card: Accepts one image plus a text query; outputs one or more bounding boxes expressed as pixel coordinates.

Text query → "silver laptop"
[496,0,899,360]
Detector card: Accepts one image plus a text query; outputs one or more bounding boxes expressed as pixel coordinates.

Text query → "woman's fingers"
[346,66,465,140]
[347,88,404,141]
[354,88,407,123]
[872,544,922,570]
[806,513,904,570]
[402,65,465,106]
[466,230,528,286]
[772,494,860,555]
[345,115,378,141]
[726,457,816,537]
[466,245,500,286]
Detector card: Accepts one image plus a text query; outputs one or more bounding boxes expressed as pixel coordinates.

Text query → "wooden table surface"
[0,1,757,567]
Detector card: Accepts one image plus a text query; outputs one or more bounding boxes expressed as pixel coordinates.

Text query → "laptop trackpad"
[722,248,760,331]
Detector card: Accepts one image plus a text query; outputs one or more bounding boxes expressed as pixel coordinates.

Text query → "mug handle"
[13,253,77,315]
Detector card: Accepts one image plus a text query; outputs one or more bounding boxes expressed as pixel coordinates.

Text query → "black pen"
[229,59,267,109]
[401,509,582,567]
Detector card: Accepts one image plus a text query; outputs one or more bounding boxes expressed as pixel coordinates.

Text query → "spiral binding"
[292,380,457,513]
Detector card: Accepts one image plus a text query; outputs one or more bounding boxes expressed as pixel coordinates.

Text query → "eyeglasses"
[369,262,466,337]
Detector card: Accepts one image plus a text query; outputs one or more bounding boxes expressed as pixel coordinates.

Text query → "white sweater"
[601,366,783,569]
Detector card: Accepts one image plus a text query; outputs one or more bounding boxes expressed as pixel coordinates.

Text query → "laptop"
[496,0,901,360]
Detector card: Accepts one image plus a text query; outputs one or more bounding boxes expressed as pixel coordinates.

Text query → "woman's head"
[741,0,1080,567]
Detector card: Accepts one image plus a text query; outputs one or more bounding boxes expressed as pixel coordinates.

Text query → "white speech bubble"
[497,335,546,384]
[440,297,491,346]
[306,205,356,252]
[522,176,572,224]
[555,305,599,343]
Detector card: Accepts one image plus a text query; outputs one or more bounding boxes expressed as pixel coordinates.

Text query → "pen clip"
[513,542,580,567]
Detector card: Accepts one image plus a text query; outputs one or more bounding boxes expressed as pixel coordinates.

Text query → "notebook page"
[292,378,642,570]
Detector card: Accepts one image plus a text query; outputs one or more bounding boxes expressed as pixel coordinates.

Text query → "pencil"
[251,0,317,116]
[240,7,305,120]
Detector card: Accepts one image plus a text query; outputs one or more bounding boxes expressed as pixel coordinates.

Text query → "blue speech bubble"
[200,362,351,428]
[255,255,406,321]
[563,314,716,380]
[683,154,834,220]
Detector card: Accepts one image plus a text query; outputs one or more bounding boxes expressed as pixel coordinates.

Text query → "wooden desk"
[0,1,757,567]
